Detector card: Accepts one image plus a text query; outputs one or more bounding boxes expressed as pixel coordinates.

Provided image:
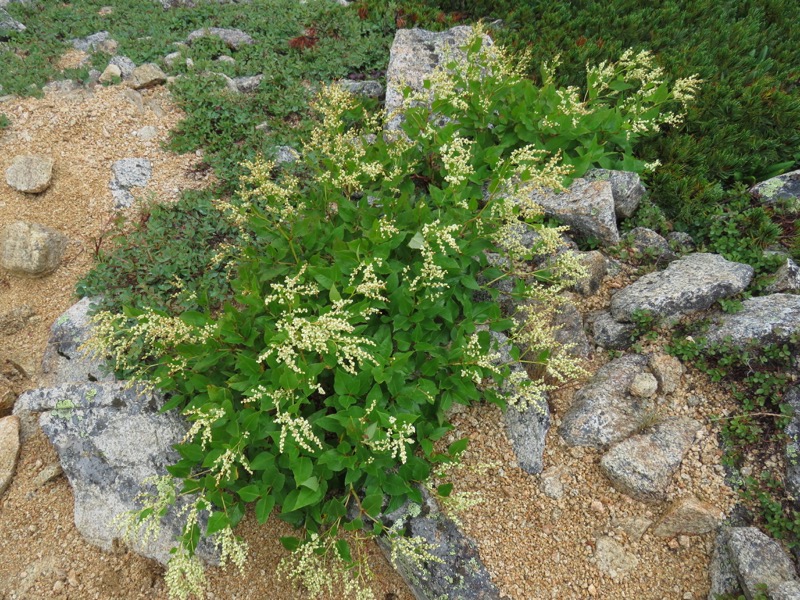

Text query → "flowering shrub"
[90,26,697,599]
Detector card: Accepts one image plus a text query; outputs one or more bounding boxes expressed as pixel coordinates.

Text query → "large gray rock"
[584,169,646,219]
[572,250,607,296]
[0,7,25,39]
[610,253,754,323]
[376,488,501,600]
[0,415,20,497]
[623,227,676,263]
[551,301,590,359]
[0,221,68,277]
[599,417,699,502]
[41,297,113,388]
[489,331,550,474]
[13,381,215,565]
[704,294,800,347]
[784,387,800,505]
[708,529,742,600]
[750,169,800,214]
[530,178,619,246]
[385,26,475,131]
[187,27,254,50]
[129,63,167,90]
[559,354,651,448]
[726,527,799,598]
[774,581,800,600]
[766,258,800,293]
[232,74,263,93]
[109,55,136,79]
[5,154,54,193]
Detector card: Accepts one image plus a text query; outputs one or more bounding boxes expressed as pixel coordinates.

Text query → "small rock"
[187,27,254,50]
[337,79,384,99]
[0,304,35,335]
[667,231,695,253]
[540,467,564,500]
[133,125,158,141]
[111,158,151,188]
[600,417,699,502]
[274,146,300,165]
[560,354,651,448]
[163,51,183,69]
[97,38,118,55]
[594,536,639,577]
[32,462,63,488]
[531,178,620,246]
[766,258,800,293]
[623,227,677,262]
[215,55,235,65]
[71,31,110,52]
[584,169,646,219]
[750,169,800,214]
[652,496,722,537]
[0,415,20,496]
[233,74,263,93]
[573,250,607,296]
[109,55,136,79]
[613,516,653,543]
[648,353,684,395]
[5,154,54,193]
[98,63,121,84]
[0,377,16,414]
[0,221,67,277]
[629,372,658,398]
[129,63,167,90]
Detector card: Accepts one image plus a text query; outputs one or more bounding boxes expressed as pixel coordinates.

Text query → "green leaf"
[408,231,425,249]
[237,484,262,502]
[255,496,275,524]
[280,536,301,551]
[205,511,229,536]
[437,483,454,497]
[361,493,383,518]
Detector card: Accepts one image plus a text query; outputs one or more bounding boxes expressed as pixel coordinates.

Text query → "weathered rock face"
[376,488,501,600]
[648,353,684,395]
[0,415,20,497]
[784,387,800,504]
[0,304,35,336]
[725,527,799,599]
[0,358,27,415]
[594,536,639,578]
[530,178,620,246]
[337,79,384,99]
[651,495,722,537]
[70,31,110,52]
[559,354,651,448]
[0,221,68,277]
[750,169,800,214]
[5,155,54,193]
[99,63,121,83]
[551,301,590,359]
[129,63,167,90]
[599,417,699,503]
[773,581,800,600]
[584,169,646,219]
[488,331,550,474]
[0,7,25,39]
[109,55,136,79]
[41,297,113,388]
[766,258,800,293]
[384,26,474,130]
[610,253,753,323]
[590,311,634,350]
[13,381,214,565]
[232,74,263,93]
[704,294,800,347]
[187,27,254,50]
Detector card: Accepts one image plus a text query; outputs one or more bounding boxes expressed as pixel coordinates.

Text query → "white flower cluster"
[275,408,323,454]
[213,526,248,575]
[388,531,445,572]
[277,533,376,600]
[459,333,502,385]
[165,545,207,600]
[363,415,416,464]
[212,433,253,485]
[349,260,387,303]
[239,158,304,223]
[259,266,379,376]
[182,405,225,450]
[439,135,475,188]
[377,215,399,239]
[406,219,461,300]
[113,474,178,548]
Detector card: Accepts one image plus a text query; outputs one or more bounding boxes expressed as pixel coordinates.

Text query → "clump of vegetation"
[395,0,800,276]
[89,28,692,598]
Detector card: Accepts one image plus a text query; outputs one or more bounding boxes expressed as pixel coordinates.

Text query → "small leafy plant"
[89,28,694,599]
